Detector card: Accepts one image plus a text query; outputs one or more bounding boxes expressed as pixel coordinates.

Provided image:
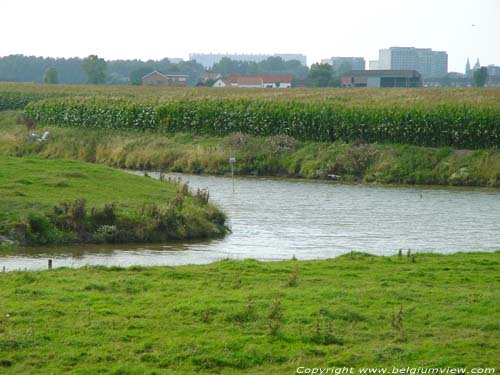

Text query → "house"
[341,70,422,88]
[212,74,293,88]
[142,71,189,86]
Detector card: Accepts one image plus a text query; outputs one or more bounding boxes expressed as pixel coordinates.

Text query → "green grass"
[0,154,226,245]
[2,111,500,187]
[0,252,498,373]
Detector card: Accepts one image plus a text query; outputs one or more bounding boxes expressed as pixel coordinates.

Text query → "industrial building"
[341,70,422,88]
[372,47,448,79]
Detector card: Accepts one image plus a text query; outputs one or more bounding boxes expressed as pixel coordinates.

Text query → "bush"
[26,213,62,244]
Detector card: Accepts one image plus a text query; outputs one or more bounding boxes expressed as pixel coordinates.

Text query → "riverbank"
[1,110,499,187]
[0,252,498,373]
[0,155,226,247]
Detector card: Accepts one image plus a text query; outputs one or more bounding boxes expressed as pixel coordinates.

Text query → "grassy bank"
[0,154,226,246]
[0,252,498,373]
[1,111,499,187]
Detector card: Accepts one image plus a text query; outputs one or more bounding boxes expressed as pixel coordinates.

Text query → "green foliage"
[0,91,61,110]
[129,67,152,85]
[24,96,500,149]
[81,54,107,84]
[473,67,488,87]
[26,212,62,244]
[43,67,59,84]
[309,63,335,87]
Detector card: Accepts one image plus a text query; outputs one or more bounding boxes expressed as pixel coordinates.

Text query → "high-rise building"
[189,53,307,68]
[487,65,500,77]
[374,47,448,78]
[320,57,366,71]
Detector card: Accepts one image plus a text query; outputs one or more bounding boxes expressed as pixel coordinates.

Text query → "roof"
[344,70,421,79]
[236,76,263,86]
[142,70,189,80]
[225,74,293,84]
[261,74,293,83]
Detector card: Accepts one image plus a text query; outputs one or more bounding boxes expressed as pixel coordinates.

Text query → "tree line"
[0,54,490,87]
[0,54,353,87]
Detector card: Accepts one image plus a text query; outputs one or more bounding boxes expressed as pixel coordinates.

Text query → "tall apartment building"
[189,53,307,68]
[320,57,366,71]
[487,65,500,77]
[375,47,448,78]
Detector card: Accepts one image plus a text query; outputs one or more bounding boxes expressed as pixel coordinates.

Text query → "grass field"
[0,154,226,245]
[0,252,498,374]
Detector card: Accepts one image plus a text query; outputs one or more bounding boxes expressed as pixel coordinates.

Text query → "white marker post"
[229,157,236,193]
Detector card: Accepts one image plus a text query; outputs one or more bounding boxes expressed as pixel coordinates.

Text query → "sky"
[1,0,499,72]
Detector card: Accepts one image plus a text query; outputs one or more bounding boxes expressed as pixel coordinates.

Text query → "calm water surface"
[2,172,499,270]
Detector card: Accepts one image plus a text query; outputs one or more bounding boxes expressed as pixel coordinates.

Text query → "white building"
[374,47,448,79]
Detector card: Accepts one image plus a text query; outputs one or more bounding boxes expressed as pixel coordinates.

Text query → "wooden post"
[229,157,236,193]
[48,259,52,269]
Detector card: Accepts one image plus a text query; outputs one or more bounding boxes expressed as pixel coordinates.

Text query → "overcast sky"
[1,0,498,72]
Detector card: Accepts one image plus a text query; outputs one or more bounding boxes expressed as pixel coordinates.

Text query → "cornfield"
[24,96,500,149]
[2,83,500,149]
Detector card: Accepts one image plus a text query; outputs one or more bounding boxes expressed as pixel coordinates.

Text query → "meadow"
[0,252,498,374]
[0,155,226,246]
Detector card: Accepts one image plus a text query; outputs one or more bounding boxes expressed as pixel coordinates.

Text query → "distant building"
[321,57,366,71]
[465,58,472,77]
[189,53,307,68]
[369,60,380,70]
[142,71,189,86]
[213,74,293,88]
[341,70,422,88]
[487,64,500,77]
[198,72,222,85]
[373,47,447,78]
[168,58,184,64]
[473,58,481,71]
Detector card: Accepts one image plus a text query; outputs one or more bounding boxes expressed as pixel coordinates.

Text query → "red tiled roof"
[261,74,293,83]
[236,76,263,86]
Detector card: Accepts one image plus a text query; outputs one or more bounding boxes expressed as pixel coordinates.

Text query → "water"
[2,173,499,271]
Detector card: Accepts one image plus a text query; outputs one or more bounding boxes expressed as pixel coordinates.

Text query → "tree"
[129,67,153,85]
[473,67,488,87]
[308,63,334,87]
[337,61,353,77]
[43,67,58,84]
[81,55,107,84]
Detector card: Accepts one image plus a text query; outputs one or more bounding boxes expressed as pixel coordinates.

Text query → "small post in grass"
[229,157,236,193]
[48,259,52,269]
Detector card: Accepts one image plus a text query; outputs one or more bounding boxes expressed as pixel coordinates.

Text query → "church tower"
[465,58,471,76]
[473,58,481,71]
